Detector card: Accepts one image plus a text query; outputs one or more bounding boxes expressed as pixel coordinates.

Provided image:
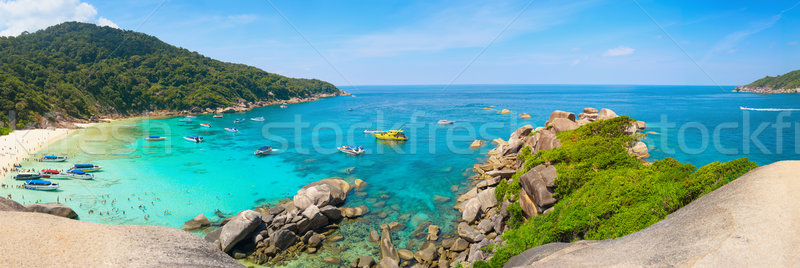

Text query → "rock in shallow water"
[24,203,78,219]
[218,210,262,252]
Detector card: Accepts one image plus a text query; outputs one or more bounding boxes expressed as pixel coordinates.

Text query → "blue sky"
[2,0,800,86]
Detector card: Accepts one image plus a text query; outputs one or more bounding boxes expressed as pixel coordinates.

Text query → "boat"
[280,105,288,108]
[178,117,193,122]
[200,123,211,128]
[145,136,166,141]
[23,180,60,191]
[14,173,42,180]
[233,118,244,124]
[40,169,70,179]
[224,127,239,133]
[39,155,67,162]
[348,108,354,111]
[186,115,196,118]
[373,130,408,141]
[66,169,94,180]
[250,117,265,122]
[72,164,102,172]
[254,146,273,156]
[213,114,223,118]
[437,120,455,125]
[184,136,204,143]
[363,130,384,134]
[338,146,365,156]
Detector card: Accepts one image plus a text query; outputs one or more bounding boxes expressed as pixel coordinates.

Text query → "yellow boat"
[373,130,408,141]
[145,136,166,141]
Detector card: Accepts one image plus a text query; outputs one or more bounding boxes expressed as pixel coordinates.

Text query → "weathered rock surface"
[546,118,578,134]
[470,140,485,148]
[0,198,28,212]
[24,203,78,219]
[292,178,351,210]
[183,214,211,231]
[457,222,484,243]
[547,110,576,122]
[379,228,400,267]
[0,207,241,267]
[597,108,617,120]
[628,141,650,159]
[342,205,370,218]
[218,210,262,252]
[505,161,800,267]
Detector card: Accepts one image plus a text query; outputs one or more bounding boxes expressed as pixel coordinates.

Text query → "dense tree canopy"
[745,69,800,90]
[0,22,340,128]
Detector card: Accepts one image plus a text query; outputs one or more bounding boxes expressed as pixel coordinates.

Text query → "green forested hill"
[0,22,340,128]
[736,69,800,93]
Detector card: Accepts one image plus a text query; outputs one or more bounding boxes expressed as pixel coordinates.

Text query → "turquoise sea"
[3,84,800,266]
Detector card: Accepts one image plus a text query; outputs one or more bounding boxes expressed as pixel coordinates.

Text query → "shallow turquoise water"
[3,84,800,266]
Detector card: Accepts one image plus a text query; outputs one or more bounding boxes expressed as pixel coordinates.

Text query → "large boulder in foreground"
[218,210,262,252]
[0,210,241,267]
[24,203,78,219]
[505,161,800,267]
[0,198,28,212]
[293,178,352,210]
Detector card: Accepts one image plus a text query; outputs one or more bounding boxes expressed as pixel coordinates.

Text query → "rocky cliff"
[505,160,800,267]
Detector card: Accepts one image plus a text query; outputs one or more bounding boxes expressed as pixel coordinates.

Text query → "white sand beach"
[0,128,71,177]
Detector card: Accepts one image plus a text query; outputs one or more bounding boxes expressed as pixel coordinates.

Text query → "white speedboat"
[338,146,365,156]
[40,169,70,179]
[280,105,288,108]
[184,136,204,143]
[250,117,265,122]
[39,155,67,162]
[72,164,102,172]
[225,127,239,133]
[14,173,42,180]
[66,169,94,180]
[363,130,384,134]
[23,180,60,191]
[437,120,455,125]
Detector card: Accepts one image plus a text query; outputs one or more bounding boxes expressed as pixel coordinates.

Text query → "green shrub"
[486,117,758,267]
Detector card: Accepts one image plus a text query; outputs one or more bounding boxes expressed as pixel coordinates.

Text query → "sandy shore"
[0,128,71,177]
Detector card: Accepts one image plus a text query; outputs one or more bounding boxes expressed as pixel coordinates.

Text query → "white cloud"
[603,46,634,56]
[0,0,118,36]
[337,1,597,58]
[97,17,118,28]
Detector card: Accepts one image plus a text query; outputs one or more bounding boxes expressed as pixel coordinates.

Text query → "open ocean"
[4,84,800,266]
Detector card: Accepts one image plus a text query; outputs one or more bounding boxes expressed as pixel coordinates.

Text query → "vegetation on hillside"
[0,22,340,128]
[484,117,758,267]
[743,69,800,90]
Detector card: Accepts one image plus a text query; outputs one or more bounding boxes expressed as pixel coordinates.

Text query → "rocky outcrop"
[184,214,211,231]
[734,86,800,94]
[379,226,400,267]
[0,198,240,267]
[24,203,78,219]
[0,198,28,212]
[628,141,650,159]
[505,161,800,267]
[201,177,358,265]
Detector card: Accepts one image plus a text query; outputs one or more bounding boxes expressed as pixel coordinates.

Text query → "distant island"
[0,22,342,129]
[735,69,800,93]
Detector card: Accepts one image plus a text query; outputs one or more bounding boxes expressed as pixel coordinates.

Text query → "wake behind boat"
[39,155,67,162]
[23,180,60,191]
[338,146,365,156]
[184,136,204,143]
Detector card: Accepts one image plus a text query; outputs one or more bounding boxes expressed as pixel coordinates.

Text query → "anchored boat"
[213,114,223,118]
[200,123,211,128]
[184,136,204,143]
[437,120,455,125]
[224,127,239,133]
[39,155,67,162]
[23,180,60,191]
[373,130,408,141]
[66,169,94,180]
[40,169,70,179]
[145,136,166,141]
[254,146,273,156]
[72,164,102,172]
[338,146,365,156]
[250,117,265,122]
[14,173,42,180]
